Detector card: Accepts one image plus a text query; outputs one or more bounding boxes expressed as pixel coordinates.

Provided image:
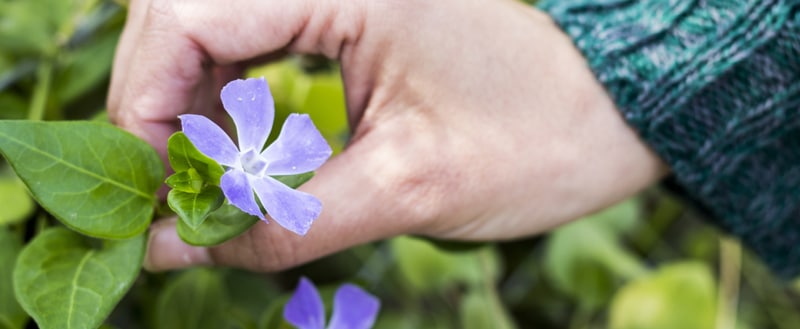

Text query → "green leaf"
[588,198,640,234]
[223,269,280,328]
[0,1,53,55]
[155,269,231,329]
[0,228,27,329]
[249,60,349,154]
[543,200,647,309]
[177,204,258,246]
[0,175,34,226]
[609,262,716,329]
[13,227,145,329]
[166,169,204,193]
[460,289,514,329]
[167,132,223,186]
[52,31,119,105]
[0,121,163,239]
[167,186,224,230]
[0,94,27,120]
[392,236,499,294]
[271,172,314,189]
[257,295,294,329]
[167,130,314,246]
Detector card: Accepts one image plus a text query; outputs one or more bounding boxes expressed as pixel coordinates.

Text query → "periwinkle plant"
[164,77,333,245]
[0,74,356,329]
[178,77,332,236]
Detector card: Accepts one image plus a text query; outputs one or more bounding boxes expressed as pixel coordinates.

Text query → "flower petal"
[250,176,321,235]
[220,77,274,153]
[284,277,326,329]
[179,114,239,167]
[262,114,332,176]
[220,170,264,220]
[328,284,381,329]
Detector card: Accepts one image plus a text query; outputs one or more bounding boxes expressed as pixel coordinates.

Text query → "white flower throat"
[240,149,269,176]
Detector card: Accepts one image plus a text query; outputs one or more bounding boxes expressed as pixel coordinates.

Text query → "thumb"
[145,126,426,271]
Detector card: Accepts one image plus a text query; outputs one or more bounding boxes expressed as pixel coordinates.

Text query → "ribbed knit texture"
[539,0,800,277]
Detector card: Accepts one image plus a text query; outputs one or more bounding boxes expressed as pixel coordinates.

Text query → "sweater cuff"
[540,0,800,277]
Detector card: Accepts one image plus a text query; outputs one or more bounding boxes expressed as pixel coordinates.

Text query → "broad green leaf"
[0,175,34,226]
[0,228,26,329]
[609,262,716,329]
[167,132,224,186]
[177,205,258,246]
[0,1,53,55]
[392,236,499,294]
[155,269,231,329]
[222,269,280,327]
[0,0,86,55]
[53,31,119,105]
[0,121,163,238]
[588,198,640,234]
[167,186,224,230]
[13,227,145,329]
[544,200,647,308]
[271,172,314,189]
[459,289,515,329]
[2,0,113,54]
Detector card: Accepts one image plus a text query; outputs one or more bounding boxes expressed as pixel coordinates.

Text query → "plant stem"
[28,60,54,121]
[57,0,102,47]
[715,237,741,329]
[740,253,800,329]
[35,213,49,235]
[479,249,516,329]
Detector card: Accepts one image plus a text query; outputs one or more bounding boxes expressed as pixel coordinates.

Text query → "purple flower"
[284,277,381,329]
[179,77,332,236]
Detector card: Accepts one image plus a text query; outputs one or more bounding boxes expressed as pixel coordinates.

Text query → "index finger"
[108,0,362,157]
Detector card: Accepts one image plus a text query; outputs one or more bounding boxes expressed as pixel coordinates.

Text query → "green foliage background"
[1,0,800,328]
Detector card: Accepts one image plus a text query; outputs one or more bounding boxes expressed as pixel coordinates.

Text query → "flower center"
[240,149,269,176]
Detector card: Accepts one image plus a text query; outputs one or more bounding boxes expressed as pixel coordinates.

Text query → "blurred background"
[1,0,799,328]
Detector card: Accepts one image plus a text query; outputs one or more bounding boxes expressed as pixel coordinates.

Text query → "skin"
[108,0,668,272]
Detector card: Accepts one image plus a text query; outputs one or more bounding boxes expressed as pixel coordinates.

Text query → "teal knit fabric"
[539,0,800,277]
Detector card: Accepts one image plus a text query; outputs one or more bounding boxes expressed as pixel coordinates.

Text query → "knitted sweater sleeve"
[538,0,800,277]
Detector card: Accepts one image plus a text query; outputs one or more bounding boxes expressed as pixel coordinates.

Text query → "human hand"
[108,0,667,272]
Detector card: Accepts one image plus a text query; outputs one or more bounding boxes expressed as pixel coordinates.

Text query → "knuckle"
[380,146,456,234]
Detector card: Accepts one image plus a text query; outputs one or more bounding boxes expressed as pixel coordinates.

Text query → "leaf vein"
[0,131,153,200]
[66,251,95,329]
